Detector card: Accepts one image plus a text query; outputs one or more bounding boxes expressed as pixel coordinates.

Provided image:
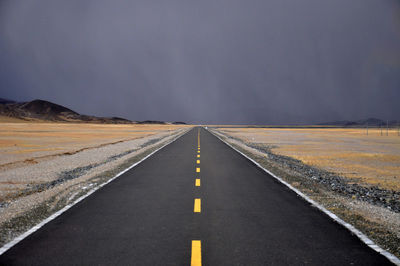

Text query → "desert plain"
[0,123,187,167]
[215,127,400,191]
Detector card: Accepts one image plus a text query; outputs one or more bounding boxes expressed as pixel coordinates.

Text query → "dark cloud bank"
[1,0,399,124]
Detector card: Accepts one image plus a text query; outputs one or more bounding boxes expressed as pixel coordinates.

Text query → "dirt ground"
[0,123,188,167]
[216,127,400,191]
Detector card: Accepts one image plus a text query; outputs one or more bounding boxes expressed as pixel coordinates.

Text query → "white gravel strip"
[0,130,183,197]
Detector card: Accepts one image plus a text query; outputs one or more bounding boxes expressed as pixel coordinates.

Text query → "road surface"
[0,127,393,265]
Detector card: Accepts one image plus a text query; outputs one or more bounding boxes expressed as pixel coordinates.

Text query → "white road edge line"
[207,128,400,266]
[0,128,191,256]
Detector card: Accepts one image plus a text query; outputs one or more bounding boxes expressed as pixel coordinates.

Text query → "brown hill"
[0,99,133,124]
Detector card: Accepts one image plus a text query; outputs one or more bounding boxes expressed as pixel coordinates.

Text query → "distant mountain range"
[5,97,393,126]
[0,98,133,123]
[0,98,185,124]
[318,118,399,127]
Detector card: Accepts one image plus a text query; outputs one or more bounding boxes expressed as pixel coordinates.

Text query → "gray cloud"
[1,0,399,124]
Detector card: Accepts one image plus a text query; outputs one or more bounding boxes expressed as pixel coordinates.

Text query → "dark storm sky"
[1,0,400,124]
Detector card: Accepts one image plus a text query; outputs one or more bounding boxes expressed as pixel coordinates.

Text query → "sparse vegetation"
[214,127,400,191]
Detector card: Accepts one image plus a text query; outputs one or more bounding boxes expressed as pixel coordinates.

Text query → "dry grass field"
[0,123,187,167]
[216,127,400,191]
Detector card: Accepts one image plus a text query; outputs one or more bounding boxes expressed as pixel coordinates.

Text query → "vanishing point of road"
[0,127,393,265]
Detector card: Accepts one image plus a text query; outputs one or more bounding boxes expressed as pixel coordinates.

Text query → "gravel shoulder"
[210,128,400,259]
[0,127,190,247]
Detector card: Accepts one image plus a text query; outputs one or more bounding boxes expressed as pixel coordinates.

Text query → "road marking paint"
[197,154,200,158]
[191,240,202,266]
[195,179,200,187]
[196,167,200,173]
[194,198,201,212]
[197,160,200,164]
[197,128,200,147]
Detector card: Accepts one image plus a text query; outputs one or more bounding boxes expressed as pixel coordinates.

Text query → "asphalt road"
[0,127,393,265]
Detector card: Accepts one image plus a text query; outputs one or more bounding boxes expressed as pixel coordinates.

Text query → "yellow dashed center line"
[197,128,200,147]
[192,129,202,265]
[194,198,201,212]
[191,240,202,266]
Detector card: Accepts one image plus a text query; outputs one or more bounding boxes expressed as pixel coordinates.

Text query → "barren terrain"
[215,127,400,190]
[0,123,184,167]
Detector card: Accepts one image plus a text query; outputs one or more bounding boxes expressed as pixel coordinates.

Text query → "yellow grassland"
[218,127,400,191]
[0,122,188,166]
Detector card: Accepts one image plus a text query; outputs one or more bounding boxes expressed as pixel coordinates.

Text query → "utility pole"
[386,120,389,136]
